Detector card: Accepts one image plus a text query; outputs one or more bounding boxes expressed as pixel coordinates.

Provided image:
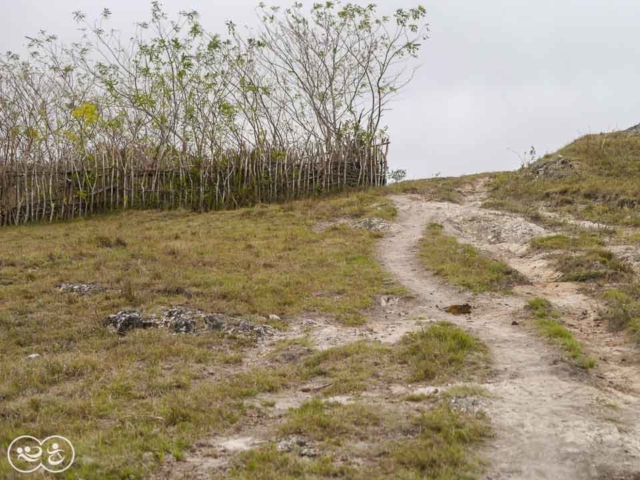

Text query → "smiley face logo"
[7,435,75,473]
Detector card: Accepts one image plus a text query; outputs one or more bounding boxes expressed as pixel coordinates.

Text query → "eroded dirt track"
[380,194,640,479]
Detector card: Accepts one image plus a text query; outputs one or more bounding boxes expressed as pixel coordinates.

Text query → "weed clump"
[529,234,604,251]
[279,398,381,443]
[556,249,630,282]
[230,446,351,479]
[398,321,489,382]
[302,341,394,395]
[389,404,492,479]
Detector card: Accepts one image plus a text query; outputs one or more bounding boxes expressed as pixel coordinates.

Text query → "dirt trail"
[379,192,640,479]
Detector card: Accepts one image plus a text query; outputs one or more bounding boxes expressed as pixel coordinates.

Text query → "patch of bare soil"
[610,245,640,273]
[157,297,432,479]
[383,192,640,479]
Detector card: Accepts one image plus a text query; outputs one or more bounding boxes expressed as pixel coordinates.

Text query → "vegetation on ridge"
[487,132,640,226]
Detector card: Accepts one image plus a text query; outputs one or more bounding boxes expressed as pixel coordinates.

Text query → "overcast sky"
[2,0,639,178]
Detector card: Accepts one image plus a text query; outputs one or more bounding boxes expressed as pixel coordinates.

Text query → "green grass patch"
[625,232,640,244]
[526,298,596,369]
[233,399,491,480]
[386,404,491,480]
[555,249,630,282]
[398,322,489,383]
[403,392,432,402]
[299,323,489,395]
[614,230,640,245]
[267,337,315,364]
[302,341,395,396]
[418,223,525,293]
[440,385,492,399]
[230,445,353,479]
[279,398,382,444]
[530,233,605,251]
[403,385,491,403]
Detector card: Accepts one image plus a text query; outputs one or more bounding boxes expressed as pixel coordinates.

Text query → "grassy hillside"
[487,132,640,226]
[0,186,494,479]
[0,190,405,478]
[4,129,639,478]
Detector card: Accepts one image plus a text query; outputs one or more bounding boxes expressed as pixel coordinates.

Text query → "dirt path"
[379,193,640,479]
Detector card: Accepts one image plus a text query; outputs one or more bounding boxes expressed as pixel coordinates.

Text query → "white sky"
[2,0,639,178]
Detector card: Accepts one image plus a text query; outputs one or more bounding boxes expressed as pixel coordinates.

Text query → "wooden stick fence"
[0,141,389,226]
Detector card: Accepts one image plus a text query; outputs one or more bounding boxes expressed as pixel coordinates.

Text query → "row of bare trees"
[0,1,427,225]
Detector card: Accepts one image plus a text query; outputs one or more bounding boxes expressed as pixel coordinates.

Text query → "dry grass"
[0,188,403,478]
[230,445,353,479]
[301,341,396,396]
[387,404,491,479]
[529,233,605,251]
[299,322,490,394]
[402,386,492,404]
[278,398,383,444]
[555,250,630,283]
[487,132,640,226]
[0,184,495,478]
[231,398,491,480]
